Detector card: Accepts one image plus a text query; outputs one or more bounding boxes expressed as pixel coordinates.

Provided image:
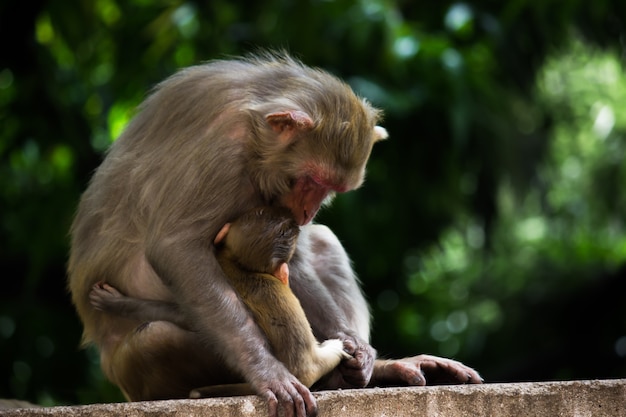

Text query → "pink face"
[280,175,345,225]
[264,110,387,225]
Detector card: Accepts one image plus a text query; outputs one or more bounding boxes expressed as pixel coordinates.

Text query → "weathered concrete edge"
[2,379,625,417]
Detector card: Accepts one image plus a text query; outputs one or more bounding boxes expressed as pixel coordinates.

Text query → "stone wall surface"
[1,379,625,417]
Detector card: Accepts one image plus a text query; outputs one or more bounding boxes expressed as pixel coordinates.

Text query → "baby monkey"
[89,206,349,395]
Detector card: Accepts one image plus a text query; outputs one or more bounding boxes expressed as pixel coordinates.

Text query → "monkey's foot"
[89,282,124,311]
[372,354,483,386]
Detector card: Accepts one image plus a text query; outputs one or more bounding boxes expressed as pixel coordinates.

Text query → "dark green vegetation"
[1,0,625,405]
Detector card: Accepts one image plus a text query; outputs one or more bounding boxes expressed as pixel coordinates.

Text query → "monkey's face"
[278,175,333,226]
[275,107,388,226]
[246,65,387,226]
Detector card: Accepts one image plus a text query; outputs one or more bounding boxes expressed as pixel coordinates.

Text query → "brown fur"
[68,52,480,417]
[90,207,348,391]
[68,52,384,414]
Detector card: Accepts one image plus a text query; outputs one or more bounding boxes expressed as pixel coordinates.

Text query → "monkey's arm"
[89,282,190,329]
[147,240,316,417]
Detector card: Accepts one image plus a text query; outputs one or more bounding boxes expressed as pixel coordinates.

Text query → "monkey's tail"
[189,383,255,399]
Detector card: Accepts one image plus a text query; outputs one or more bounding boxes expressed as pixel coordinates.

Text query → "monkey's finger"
[419,356,483,384]
[277,395,296,417]
[340,354,360,369]
[288,389,305,417]
[339,360,372,388]
[262,391,280,417]
[339,357,374,373]
[262,389,296,417]
[372,359,426,386]
[341,337,357,356]
[343,342,374,365]
[263,380,316,417]
[273,387,301,417]
[356,344,376,367]
[400,362,427,386]
[294,382,317,417]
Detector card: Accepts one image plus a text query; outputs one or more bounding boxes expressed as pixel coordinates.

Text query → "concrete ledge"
[3,379,625,417]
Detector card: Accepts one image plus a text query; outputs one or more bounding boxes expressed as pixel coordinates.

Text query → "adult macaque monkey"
[68,52,481,417]
[89,206,350,394]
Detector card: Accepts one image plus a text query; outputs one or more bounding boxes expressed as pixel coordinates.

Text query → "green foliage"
[389,39,626,378]
[1,0,625,405]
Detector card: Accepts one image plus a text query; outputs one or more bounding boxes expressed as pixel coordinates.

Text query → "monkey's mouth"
[280,176,328,225]
[299,206,320,225]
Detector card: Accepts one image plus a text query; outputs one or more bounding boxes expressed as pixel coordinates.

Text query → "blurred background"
[1,0,625,406]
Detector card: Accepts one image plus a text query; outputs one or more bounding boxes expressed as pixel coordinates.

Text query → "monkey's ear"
[374,126,388,142]
[266,111,314,143]
[273,263,289,285]
[214,223,231,245]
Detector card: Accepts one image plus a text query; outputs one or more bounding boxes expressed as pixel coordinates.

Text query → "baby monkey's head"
[222,206,300,275]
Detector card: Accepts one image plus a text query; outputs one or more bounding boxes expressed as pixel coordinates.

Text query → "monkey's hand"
[192,366,317,417]
[254,367,318,417]
[371,354,483,387]
[321,331,376,389]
